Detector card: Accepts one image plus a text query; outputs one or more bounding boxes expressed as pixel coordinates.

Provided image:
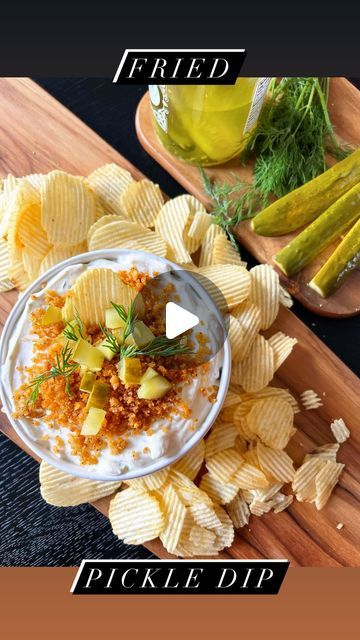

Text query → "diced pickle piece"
[87,381,110,409]
[137,374,173,400]
[42,306,63,326]
[79,371,96,393]
[81,407,106,436]
[105,307,126,329]
[72,338,104,371]
[96,339,116,361]
[133,293,145,318]
[140,367,158,384]
[118,357,142,385]
[125,321,155,348]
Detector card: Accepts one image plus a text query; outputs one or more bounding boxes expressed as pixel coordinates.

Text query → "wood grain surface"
[135,78,360,318]
[0,78,359,566]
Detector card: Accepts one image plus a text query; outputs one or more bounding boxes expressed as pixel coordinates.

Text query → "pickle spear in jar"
[309,217,360,297]
[273,182,360,277]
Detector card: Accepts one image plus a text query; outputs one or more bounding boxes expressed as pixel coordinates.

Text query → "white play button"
[165,302,199,340]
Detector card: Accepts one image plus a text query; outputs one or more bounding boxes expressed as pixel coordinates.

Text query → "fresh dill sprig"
[62,309,84,342]
[100,324,121,354]
[27,342,80,404]
[200,167,265,248]
[137,335,192,358]
[241,77,351,200]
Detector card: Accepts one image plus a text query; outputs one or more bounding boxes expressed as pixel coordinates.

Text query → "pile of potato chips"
[2,162,347,556]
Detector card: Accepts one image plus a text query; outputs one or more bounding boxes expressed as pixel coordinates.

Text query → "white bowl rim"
[0,248,231,481]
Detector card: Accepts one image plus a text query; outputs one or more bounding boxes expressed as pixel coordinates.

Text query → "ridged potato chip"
[109,487,164,545]
[188,501,222,530]
[230,301,262,360]
[87,214,122,245]
[7,180,40,251]
[222,385,243,408]
[226,491,250,528]
[119,179,164,228]
[39,461,121,506]
[41,172,96,245]
[241,386,299,413]
[268,331,298,370]
[197,264,251,311]
[330,418,350,444]
[88,163,134,214]
[17,203,50,261]
[0,174,20,238]
[257,443,295,482]
[189,525,217,551]
[233,462,269,489]
[212,235,246,267]
[0,238,13,291]
[247,397,294,449]
[199,472,239,505]
[292,457,326,502]
[169,469,212,506]
[314,461,344,510]
[231,335,275,392]
[22,247,42,279]
[205,422,238,459]
[213,504,235,549]
[175,195,207,254]
[272,493,294,513]
[160,483,187,553]
[155,197,192,264]
[187,210,211,241]
[88,218,166,256]
[206,448,244,484]
[226,314,245,362]
[40,242,87,275]
[249,264,280,329]
[303,443,339,463]
[249,498,273,516]
[173,440,205,481]
[8,246,30,291]
[142,467,170,490]
[199,223,226,267]
[62,267,138,324]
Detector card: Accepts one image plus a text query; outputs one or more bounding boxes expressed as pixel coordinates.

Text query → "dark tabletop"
[1,79,359,566]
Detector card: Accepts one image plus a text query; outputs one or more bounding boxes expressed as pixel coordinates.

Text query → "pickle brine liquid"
[149,79,270,166]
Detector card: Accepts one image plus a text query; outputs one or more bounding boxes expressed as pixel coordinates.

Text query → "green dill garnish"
[62,309,84,342]
[242,77,351,200]
[137,335,192,358]
[201,78,351,241]
[99,301,192,361]
[201,167,265,248]
[27,342,80,404]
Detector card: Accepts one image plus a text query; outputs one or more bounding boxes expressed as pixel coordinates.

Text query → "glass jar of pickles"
[149,78,270,166]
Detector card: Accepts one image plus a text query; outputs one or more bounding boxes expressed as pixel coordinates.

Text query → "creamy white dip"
[0,253,225,480]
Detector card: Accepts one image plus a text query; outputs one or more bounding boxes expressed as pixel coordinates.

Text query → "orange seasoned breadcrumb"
[13,268,214,466]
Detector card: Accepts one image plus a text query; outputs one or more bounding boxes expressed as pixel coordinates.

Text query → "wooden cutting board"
[135,79,360,318]
[0,78,359,566]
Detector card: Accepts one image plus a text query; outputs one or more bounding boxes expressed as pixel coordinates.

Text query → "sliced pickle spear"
[309,217,360,297]
[87,381,110,409]
[252,148,360,236]
[137,374,173,400]
[72,338,104,371]
[118,357,142,385]
[81,407,106,436]
[80,371,96,393]
[274,182,360,276]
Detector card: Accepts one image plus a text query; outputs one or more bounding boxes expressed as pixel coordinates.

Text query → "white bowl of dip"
[0,249,231,481]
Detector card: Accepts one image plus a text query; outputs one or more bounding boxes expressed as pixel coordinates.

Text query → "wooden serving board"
[0,78,360,566]
[135,78,360,318]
